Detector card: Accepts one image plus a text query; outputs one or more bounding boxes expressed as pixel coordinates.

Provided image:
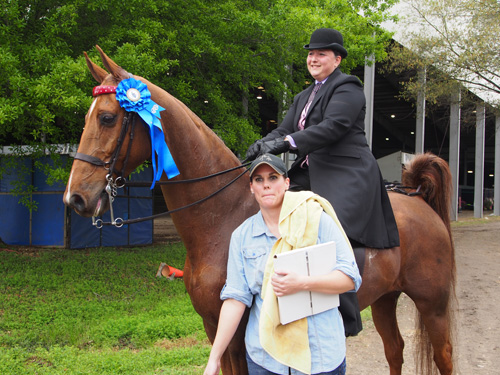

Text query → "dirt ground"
[345,212,500,374]
[154,211,500,374]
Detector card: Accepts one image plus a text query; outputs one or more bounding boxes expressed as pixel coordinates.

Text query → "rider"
[246,28,400,336]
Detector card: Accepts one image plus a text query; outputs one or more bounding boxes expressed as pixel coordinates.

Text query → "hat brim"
[304,42,348,58]
[249,161,287,178]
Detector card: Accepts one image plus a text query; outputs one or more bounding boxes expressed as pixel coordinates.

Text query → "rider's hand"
[259,138,290,156]
[245,139,264,161]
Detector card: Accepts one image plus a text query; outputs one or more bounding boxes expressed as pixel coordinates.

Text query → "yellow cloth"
[259,190,351,374]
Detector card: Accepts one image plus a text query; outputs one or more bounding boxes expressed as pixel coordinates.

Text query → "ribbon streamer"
[115,78,180,187]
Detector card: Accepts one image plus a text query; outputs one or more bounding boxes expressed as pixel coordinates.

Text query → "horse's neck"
[144,78,258,253]
[144,79,237,173]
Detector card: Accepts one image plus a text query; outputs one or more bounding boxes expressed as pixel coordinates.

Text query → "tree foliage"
[386,0,500,110]
[1,0,395,159]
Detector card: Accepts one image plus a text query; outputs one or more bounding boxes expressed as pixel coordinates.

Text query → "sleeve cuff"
[285,135,297,150]
[334,262,362,292]
[220,284,253,308]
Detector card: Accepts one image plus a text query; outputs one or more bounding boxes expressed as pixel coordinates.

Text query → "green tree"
[1,0,396,176]
[386,0,500,110]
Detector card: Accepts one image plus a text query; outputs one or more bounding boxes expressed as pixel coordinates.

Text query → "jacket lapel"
[303,69,341,127]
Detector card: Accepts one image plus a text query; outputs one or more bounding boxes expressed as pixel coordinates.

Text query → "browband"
[93,85,117,96]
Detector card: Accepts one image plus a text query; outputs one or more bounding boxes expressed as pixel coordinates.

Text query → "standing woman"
[246,28,399,336]
[204,154,361,375]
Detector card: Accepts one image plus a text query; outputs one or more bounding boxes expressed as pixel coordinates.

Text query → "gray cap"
[249,153,287,178]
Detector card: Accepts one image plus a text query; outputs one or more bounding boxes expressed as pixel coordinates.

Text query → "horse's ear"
[95,45,129,82]
[84,51,109,83]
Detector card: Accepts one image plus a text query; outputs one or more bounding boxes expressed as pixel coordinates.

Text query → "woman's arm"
[203,298,247,375]
[271,269,354,297]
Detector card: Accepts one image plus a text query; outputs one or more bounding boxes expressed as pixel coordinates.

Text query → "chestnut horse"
[64,47,455,375]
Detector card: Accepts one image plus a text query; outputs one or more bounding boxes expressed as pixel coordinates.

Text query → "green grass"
[0,243,210,374]
[0,241,377,374]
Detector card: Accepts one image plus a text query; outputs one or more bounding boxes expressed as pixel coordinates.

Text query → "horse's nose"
[68,193,86,213]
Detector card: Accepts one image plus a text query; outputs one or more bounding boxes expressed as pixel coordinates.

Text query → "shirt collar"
[315,76,329,85]
[252,211,277,238]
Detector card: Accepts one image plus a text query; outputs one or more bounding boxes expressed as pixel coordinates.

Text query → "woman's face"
[307,49,341,81]
[250,164,290,211]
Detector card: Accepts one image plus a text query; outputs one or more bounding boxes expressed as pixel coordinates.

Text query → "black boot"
[338,292,363,337]
[339,242,365,337]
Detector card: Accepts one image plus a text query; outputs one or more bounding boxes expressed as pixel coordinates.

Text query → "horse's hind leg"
[412,299,453,375]
[371,292,404,375]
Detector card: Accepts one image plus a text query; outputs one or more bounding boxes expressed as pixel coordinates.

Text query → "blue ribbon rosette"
[115,78,180,187]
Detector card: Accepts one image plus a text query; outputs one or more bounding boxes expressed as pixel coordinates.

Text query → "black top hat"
[304,28,348,58]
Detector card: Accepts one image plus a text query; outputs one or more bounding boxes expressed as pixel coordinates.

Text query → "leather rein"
[75,92,250,228]
[74,105,419,229]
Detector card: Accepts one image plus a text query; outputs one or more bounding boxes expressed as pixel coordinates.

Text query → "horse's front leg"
[371,292,404,375]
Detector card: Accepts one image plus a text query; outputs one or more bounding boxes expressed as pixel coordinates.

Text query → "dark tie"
[298,83,322,130]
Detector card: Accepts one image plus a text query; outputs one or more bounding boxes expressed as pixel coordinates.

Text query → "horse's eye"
[99,113,117,126]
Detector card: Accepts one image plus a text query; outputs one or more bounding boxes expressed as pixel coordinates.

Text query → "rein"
[78,113,251,227]
[124,163,250,186]
[94,165,250,228]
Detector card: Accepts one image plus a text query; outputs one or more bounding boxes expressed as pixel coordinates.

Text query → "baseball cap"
[249,153,287,178]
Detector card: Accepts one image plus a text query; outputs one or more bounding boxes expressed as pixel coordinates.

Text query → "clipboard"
[273,241,339,325]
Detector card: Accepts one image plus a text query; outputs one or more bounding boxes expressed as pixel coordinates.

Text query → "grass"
[0,243,210,374]
[451,211,500,227]
[4,212,497,374]
[0,240,380,374]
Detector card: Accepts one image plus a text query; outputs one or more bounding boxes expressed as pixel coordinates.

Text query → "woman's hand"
[203,299,246,375]
[272,269,355,296]
[203,358,221,375]
[271,270,305,297]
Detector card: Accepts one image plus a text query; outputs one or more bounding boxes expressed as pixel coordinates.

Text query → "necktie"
[298,83,322,130]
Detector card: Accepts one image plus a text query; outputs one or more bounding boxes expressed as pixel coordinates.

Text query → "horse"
[64,46,455,375]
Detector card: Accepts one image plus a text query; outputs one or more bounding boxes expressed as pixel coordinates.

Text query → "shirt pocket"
[242,246,269,293]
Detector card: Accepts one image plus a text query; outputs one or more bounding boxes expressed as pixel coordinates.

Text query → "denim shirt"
[221,211,362,375]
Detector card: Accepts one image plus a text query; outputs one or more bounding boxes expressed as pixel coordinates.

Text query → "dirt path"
[346,216,500,374]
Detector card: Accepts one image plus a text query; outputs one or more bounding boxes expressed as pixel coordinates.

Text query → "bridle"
[75,84,250,228]
[74,109,141,227]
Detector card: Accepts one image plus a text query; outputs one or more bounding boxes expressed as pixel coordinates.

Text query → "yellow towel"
[259,190,351,374]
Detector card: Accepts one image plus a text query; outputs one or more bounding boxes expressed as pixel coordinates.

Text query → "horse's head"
[64,46,151,217]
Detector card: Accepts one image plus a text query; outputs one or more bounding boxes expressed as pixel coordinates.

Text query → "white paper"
[273,241,339,325]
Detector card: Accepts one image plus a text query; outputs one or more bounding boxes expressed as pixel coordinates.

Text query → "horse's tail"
[402,152,453,239]
[402,152,457,375]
